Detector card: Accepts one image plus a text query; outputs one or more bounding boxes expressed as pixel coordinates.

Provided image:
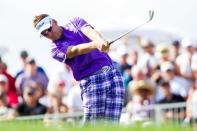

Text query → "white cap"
[160,62,174,72]
[155,44,169,58]
[35,16,52,35]
[140,38,154,47]
[181,38,194,48]
[0,74,8,83]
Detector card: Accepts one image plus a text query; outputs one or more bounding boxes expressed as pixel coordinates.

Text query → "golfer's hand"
[96,40,110,52]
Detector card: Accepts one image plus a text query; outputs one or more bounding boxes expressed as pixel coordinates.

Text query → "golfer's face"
[41,21,62,41]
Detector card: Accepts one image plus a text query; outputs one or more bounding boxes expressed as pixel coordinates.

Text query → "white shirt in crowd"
[169,76,191,98]
[58,69,75,95]
[176,51,197,78]
[63,86,83,112]
[137,53,158,75]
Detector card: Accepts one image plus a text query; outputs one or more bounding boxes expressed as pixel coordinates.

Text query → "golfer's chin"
[47,35,62,41]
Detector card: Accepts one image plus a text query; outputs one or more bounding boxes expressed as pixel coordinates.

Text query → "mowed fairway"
[0,120,192,131]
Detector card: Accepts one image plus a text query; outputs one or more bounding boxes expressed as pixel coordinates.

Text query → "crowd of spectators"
[0,35,196,126]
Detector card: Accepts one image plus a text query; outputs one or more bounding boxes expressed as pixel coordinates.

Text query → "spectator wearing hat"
[15,50,48,81]
[126,80,155,123]
[156,44,170,63]
[155,44,180,75]
[15,58,49,95]
[176,38,197,81]
[137,38,158,77]
[160,62,191,99]
[128,66,149,101]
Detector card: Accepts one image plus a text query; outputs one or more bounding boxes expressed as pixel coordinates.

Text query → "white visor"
[35,16,52,35]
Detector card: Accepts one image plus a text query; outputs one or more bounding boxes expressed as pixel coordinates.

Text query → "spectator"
[170,40,181,61]
[0,66,18,108]
[29,82,45,100]
[16,86,47,116]
[191,53,197,80]
[137,38,157,77]
[158,81,185,104]
[0,91,16,120]
[176,38,196,81]
[122,49,138,88]
[156,44,170,63]
[160,61,191,99]
[57,64,76,96]
[158,81,185,122]
[63,84,83,112]
[15,58,49,95]
[119,52,131,75]
[126,80,154,123]
[15,50,28,79]
[15,50,48,81]
[155,44,180,75]
[127,66,147,104]
[128,49,138,66]
[186,80,197,127]
[47,84,69,114]
[130,65,146,81]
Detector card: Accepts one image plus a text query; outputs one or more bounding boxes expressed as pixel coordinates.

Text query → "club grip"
[108,40,115,45]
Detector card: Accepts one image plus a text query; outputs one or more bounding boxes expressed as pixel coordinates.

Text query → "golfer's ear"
[53,19,57,25]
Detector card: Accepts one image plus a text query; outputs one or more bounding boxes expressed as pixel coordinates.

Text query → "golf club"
[109,10,154,45]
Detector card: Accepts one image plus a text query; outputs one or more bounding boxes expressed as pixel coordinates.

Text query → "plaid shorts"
[79,65,125,123]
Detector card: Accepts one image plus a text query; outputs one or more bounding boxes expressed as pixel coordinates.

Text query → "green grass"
[0,120,193,131]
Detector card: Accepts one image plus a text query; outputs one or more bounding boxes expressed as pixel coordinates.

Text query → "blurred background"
[0,0,196,77]
[0,0,197,128]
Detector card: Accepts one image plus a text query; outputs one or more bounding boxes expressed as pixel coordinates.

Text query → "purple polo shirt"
[51,17,112,80]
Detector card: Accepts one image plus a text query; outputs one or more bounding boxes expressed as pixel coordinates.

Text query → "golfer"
[33,14,125,123]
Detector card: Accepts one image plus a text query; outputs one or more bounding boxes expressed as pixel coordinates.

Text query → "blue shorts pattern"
[79,66,125,123]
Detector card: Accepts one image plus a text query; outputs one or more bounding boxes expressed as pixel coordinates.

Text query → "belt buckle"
[101,66,110,73]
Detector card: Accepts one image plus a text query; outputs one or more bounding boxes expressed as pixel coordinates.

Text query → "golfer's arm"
[66,41,97,59]
[66,26,104,59]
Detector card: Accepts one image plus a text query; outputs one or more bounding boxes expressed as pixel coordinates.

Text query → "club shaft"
[109,20,151,45]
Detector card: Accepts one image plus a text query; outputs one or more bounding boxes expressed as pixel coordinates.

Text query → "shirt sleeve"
[71,17,93,30]
[15,74,24,93]
[51,42,68,63]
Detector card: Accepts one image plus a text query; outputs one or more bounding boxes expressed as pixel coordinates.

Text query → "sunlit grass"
[0,120,192,131]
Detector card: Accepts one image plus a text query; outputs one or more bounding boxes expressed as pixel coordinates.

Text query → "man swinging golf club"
[33,15,125,123]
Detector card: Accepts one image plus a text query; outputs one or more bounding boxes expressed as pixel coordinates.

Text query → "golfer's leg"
[80,77,106,124]
[105,69,125,123]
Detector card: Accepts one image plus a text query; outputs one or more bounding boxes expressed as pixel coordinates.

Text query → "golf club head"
[149,10,154,21]
[109,10,155,45]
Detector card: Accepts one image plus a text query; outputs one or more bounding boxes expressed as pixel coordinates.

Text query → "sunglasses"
[0,81,6,85]
[41,26,52,37]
